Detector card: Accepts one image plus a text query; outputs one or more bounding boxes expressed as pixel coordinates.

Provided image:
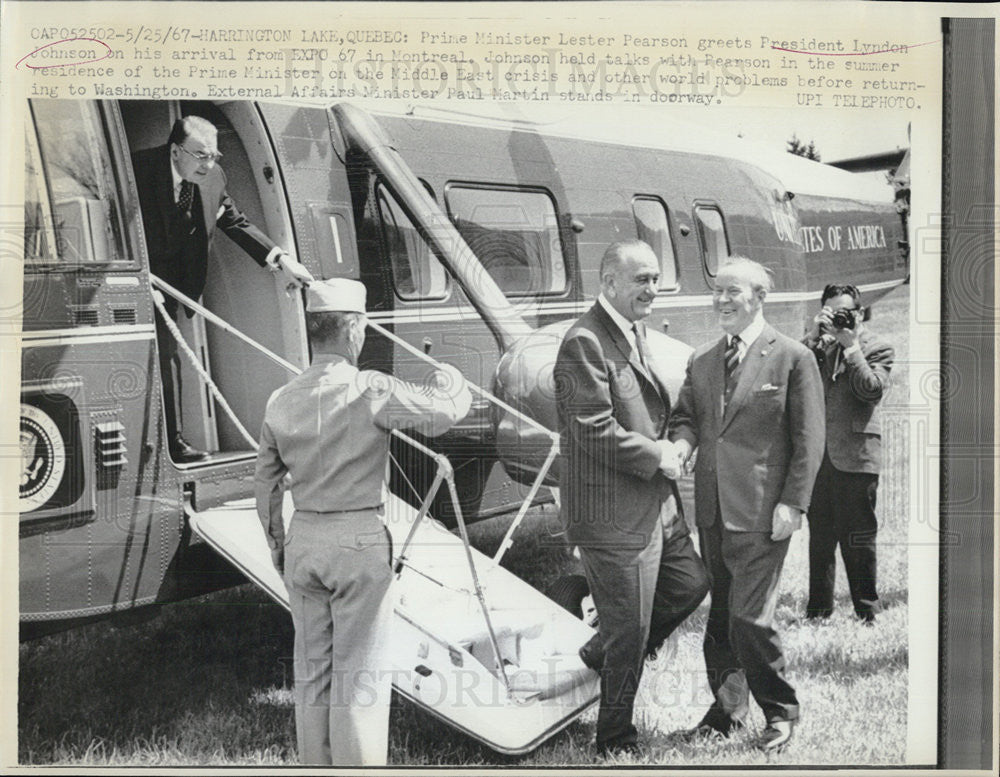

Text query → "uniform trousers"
[578,509,709,750]
[283,508,395,765]
[806,455,880,620]
[698,512,798,726]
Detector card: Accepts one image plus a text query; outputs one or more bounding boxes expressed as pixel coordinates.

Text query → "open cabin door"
[120,99,308,460]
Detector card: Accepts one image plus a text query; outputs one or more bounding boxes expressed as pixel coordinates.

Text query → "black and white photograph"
[1,2,993,772]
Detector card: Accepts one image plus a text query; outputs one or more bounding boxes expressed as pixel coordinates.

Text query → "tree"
[787,134,821,161]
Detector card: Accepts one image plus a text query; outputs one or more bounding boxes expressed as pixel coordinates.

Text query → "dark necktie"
[632,323,649,371]
[177,180,194,216]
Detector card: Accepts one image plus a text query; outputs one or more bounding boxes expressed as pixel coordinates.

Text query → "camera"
[830,308,857,330]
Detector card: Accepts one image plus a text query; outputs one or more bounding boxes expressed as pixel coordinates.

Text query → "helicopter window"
[23,126,57,265]
[693,204,730,277]
[632,197,679,290]
[445,185,566,297]
[27,100,127,265]
[376,184,449,300]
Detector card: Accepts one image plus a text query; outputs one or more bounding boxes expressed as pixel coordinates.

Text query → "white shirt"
[597,293,641,355]
[727,310,766,364]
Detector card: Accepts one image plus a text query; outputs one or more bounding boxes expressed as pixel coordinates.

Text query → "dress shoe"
[758,719,795,752]
[675,715,745,744]
[170,433,208,463]
[578,634,604,672]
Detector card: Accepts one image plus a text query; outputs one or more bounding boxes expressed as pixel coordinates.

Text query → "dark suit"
[671,322,824,726]
[132,145,277,441]
[555,302,709,750]
[803,330,893,620]
[132,144,277,312]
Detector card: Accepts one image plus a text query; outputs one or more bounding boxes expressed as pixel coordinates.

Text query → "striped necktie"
[724,334,741,387]
[723,335,742,408]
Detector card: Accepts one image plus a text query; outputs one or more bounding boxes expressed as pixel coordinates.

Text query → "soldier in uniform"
[254,278,471,765]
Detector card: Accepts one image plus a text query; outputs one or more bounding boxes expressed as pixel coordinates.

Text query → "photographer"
[802,284,894,624]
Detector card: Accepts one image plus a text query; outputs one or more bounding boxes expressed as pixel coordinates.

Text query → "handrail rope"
[365,319,562,566]
[388,449,429,506]
[151,290,259,450]
[366,319,559,444]
[149,274,302,376]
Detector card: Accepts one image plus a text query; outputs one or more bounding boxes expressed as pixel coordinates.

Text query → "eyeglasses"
[177,144,222,164]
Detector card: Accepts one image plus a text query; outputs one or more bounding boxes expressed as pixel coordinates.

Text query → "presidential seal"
[20,403,66,512]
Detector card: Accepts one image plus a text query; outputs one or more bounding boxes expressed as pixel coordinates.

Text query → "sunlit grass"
[19,287,912,767]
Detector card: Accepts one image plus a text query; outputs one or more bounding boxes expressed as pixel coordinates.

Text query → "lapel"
[707,336,728,429]
[196,175,214,236]
[592,304,663,403]
[721,325,777,432]
[153,146,177,240]
[823,339,841,381]
[644,336,672,409]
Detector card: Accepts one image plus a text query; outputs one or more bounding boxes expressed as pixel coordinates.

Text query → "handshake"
[657,438,692,480]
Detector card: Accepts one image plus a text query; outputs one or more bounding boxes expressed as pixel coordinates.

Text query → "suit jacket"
[132,144,276,309]
[555,303,682,548]
[671,323,825,532]
[805,330,893,474]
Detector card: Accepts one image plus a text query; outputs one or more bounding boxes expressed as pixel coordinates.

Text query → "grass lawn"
[18,285,913,767]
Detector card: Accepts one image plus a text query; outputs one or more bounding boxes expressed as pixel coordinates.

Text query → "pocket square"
[216,205,226,220]
[756,383,781,392]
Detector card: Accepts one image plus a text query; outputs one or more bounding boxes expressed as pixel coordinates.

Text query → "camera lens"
[831,309,856,330]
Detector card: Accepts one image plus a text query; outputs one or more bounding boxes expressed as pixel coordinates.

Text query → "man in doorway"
[670,257,824,752]
[802,283,894,623]
[133,115,313,463]
[554,240,709,757]
[254,278,471,765]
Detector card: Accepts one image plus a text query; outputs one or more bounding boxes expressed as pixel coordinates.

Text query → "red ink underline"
[771,39,941,56]
[15,37,112,70]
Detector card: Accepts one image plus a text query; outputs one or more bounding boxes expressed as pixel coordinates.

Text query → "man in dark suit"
[802,284,894,623]
[670,257,824,752]
[554,240,709,757]
[132,115,312,462]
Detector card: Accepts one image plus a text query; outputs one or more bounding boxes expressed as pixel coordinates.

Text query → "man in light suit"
[254,278,471,765]
[555,240,709,757]
[802,284,894,623]
[133,115,313,462]
[670,257,824,752]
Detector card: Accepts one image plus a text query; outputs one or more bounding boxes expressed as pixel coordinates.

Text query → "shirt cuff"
[843,344,862,357]
[264,248,284,270]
